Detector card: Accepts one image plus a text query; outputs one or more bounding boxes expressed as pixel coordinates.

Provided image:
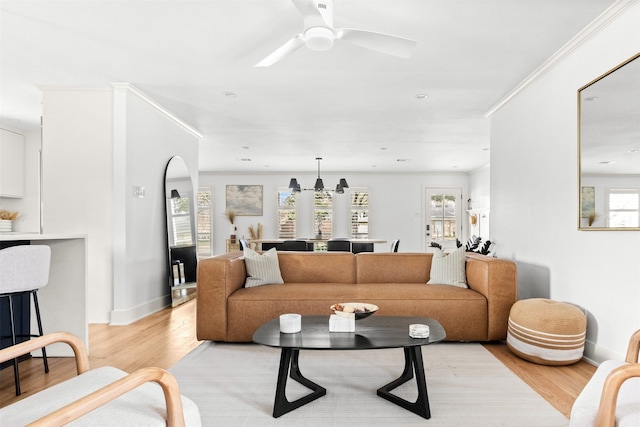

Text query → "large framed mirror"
[578,52,640,230]
[164,156,197,306]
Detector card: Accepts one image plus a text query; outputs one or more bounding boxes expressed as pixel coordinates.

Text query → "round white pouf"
[507,298,586,365]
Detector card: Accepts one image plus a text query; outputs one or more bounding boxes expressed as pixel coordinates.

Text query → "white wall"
[469,165,491,241]
[41,85,200,324]
[200,172,471,255]
[42,88,115,323]
[490,2,640,362]
[111,85,200,324]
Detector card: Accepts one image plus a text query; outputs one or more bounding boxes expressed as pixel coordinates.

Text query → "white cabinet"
[0,128,25,198]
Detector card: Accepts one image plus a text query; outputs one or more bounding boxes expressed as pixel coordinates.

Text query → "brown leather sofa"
[196,251,517,342]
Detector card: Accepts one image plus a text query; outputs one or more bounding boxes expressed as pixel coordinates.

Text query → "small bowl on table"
[330,302,378,320]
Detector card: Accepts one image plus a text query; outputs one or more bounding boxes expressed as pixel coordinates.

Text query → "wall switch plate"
[133,185,145,198]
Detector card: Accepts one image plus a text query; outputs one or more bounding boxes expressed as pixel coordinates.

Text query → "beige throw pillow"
[243,247,284,288]
[427,246,467,288]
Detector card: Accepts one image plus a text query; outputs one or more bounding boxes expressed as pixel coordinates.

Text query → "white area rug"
[170,342,568,426]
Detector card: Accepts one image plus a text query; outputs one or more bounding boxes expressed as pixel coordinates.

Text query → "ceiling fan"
[255,0,417,67]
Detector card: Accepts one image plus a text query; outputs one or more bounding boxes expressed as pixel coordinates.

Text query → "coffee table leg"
[377,346,431,419]
[273,348,327,418]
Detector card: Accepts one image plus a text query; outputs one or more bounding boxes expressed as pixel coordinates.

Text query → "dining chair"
[281,240,308,251]
[327,239,351,252]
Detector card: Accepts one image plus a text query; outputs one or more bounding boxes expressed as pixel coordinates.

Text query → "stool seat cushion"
[507,298,586,365]
[0,366,201,426]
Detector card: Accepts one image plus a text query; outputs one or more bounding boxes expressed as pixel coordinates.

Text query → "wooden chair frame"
[595,329,640,426]
[0,332,186,427]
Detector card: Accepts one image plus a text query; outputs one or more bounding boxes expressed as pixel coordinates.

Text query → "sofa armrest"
[196,252,246,341]
[465,253,517,340]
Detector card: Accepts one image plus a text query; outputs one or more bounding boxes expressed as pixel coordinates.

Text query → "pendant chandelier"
[288,157,349,194]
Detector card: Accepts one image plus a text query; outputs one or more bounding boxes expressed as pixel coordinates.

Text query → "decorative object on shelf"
[0,210,19,233]
[288,157,349,193]
[225,210,237,242]
[587,211,599,227]
[470,214,478,225]
[226,185,263,216]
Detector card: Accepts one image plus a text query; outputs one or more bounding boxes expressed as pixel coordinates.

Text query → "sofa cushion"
[427,246,467,288]
[278,252,356,284]
[355,253,432,283]
[243,247,284,288]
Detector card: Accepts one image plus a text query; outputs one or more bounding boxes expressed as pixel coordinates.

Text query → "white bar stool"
[0,245,51,395]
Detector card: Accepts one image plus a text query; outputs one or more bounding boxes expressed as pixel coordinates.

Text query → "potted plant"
[0,210,19,233]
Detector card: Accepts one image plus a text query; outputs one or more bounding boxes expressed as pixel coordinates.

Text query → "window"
[426,190,459,246]
[170,196,193,246]
[278,189,296,239]
[197,188,212,256]
[607,188,639,227]
[351,190,369,239]
[314,191,333,240]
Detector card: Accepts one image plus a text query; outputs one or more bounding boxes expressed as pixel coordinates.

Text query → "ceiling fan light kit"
[288,158,349,193]
[304,27,334,51]
[255,0,417,67]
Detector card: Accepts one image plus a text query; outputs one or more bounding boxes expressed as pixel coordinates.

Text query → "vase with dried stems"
[225,210,237,242]
[248,223,262,251]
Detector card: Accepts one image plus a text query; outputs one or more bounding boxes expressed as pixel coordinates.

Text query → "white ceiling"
[0,0,615,174]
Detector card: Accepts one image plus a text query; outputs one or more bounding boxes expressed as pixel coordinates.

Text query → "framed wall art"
[226,185,263,216]
[581,186,595,218]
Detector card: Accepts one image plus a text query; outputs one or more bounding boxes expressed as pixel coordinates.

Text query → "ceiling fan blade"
[254,35,306,67]
[292,0,331,28]
[337,28,417,59]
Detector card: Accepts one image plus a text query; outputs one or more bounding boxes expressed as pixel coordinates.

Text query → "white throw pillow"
[427,246,468,288]
[243,247,284,288]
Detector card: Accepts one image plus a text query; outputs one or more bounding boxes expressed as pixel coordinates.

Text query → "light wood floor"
[0,299,595,418]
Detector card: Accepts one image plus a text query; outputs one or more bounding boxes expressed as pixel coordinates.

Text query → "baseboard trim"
[583,339,624,365]
[109,295,171,325]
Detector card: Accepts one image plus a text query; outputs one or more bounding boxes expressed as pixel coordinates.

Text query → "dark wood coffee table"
[253,315,446,419]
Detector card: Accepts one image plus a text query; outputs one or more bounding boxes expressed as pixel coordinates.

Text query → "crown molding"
[485,0,638,118]
[111,83,203,139]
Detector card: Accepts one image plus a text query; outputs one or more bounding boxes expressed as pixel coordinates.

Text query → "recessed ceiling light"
[482,147,490,151]
[397,158,409,162]
[584,96,598,101]
[629,149,639,153]
[223,91,237,98]
[238,158,251,162]
[242,146,250,150]
[415,94,428,99]
[380,147,388,151]
[599,161,615,165]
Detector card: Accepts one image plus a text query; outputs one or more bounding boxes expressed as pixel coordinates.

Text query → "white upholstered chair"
[0,332,201,426]
[570,329,640,426]
[0,244,51,395]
